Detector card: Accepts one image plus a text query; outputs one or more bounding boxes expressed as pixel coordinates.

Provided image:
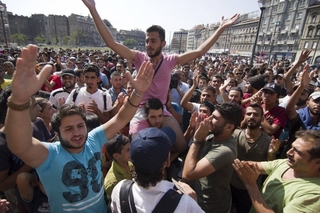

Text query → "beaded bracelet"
[7,97,31,111]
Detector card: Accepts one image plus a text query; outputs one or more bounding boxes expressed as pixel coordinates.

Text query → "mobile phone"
[171,178,185,194]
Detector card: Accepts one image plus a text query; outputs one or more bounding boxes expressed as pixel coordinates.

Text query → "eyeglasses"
[235,73,243,75]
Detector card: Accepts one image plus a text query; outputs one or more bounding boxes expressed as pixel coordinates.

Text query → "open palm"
[11,45,51,103]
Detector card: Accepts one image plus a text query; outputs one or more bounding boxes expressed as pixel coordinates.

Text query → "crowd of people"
[0,0,320,212]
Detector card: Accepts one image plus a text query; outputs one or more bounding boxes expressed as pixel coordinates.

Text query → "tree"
[62,36,71,45]
[34,36,46,44]
[70,30,87,45]
[123,38,138,48]
[51,37,59,45]
[11,33,27,45]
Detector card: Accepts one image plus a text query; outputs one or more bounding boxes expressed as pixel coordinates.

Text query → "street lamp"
[0,5,8,48]
[249,0,267,68]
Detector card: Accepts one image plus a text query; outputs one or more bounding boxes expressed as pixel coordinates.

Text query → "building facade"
[170,29,188,53]
[298,1,320,64]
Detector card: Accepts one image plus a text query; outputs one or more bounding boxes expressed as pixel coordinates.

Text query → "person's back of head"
[130,127,176,188]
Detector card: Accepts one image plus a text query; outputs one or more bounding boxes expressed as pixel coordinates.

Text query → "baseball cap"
[275,73,284,78]
[61,69,75,77]
[309,91,320,100]
[130,126,176,174]
[262,83,281,96]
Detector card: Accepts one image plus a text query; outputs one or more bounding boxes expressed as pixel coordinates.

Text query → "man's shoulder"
[50,87,66,96]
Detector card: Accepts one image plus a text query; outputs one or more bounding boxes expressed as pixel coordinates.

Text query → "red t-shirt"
[263,105,287,139]
[41,75,62,92]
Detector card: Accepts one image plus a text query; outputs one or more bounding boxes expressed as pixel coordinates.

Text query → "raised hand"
[125,61,154,95]
[298,49,312,64]
[268,137,281,154]
[193,116,210,143]
[82,0,96,9]
[300,64,316,88]
[11,45,52,104]
[220,14,240,29]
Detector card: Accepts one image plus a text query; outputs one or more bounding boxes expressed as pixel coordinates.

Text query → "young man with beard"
[182,102,243,213]
[231,104,280,213]
[233,130,320,213]
[82,0,240,155]
[281,65,320,157]
[49,69,76,109]
[5,45,154,213]
[66,64,113,124]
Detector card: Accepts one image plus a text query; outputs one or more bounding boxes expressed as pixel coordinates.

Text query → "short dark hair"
[146,25,165,42]
[295,130,320,160]
[51,104,86,135]
[229,86,243,97]
[106,133,130,158]
[145,98,163,115]
[247,103,263,117]
[200,101,215,115]
[215,102,243,132]
[133,165,163,188]
[202,86,216,95]
[83,64,99,77]
[75,69,84,77]
[85,112,100,132]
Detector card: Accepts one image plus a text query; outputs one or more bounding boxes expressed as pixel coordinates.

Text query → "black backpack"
[120,180,183,213]
[72,88,107,110]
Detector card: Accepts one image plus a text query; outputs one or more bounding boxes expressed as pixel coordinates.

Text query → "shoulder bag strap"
[152,189,183,213]
[120,180,137,213]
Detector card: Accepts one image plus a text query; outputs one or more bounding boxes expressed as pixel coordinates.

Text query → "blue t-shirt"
[36,126,108,212]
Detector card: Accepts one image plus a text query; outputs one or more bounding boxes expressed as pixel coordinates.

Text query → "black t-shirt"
[0,132,24,174]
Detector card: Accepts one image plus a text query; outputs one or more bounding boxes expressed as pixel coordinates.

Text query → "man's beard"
[147,46,162,58]
[59,133,88,150]
[296,99,307,107]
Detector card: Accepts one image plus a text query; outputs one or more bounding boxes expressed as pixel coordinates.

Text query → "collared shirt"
[108,87,127,106]
[104,160,133,203]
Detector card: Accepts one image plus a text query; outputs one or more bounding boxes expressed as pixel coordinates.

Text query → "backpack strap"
[152,189,183,213]
[72,88,80,103]
[120,180,137,213]
[102,90,107,111]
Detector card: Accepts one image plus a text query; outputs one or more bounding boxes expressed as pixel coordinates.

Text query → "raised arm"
[284,49,312,94]
[286,65,314,120]
[6,45,50,168]
[82,0,136,61]
[177,14,240,65]
[181,70,199,111]
[103,62,154,139]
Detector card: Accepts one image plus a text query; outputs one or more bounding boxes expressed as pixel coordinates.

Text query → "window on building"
[271,17,275,23]
[286,14,291,21]
[312,41,318,49]
[297,12,302,19]
[295,24,300,30]
[304,41,309,48]
[307,29,313,37]
[311,16,316,23]
[299,0,305,7]
[285,25,289,30]
[278,3,284,10]
[288,2,293,9]
[316,29,320,36]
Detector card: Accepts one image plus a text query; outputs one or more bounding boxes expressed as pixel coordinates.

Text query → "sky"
[4,0,260,41]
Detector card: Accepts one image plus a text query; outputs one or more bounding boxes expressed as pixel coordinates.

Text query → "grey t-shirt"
[194,135,237,213]
[231,129,271,189]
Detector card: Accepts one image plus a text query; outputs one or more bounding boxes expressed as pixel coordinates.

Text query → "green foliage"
[11,33,27,45]
[34,36,46,44]
[123,38,138,48]
[62,36,71,45]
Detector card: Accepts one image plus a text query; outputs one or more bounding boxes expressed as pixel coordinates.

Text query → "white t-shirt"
[66,87,112,112]
[111,180,204,213]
